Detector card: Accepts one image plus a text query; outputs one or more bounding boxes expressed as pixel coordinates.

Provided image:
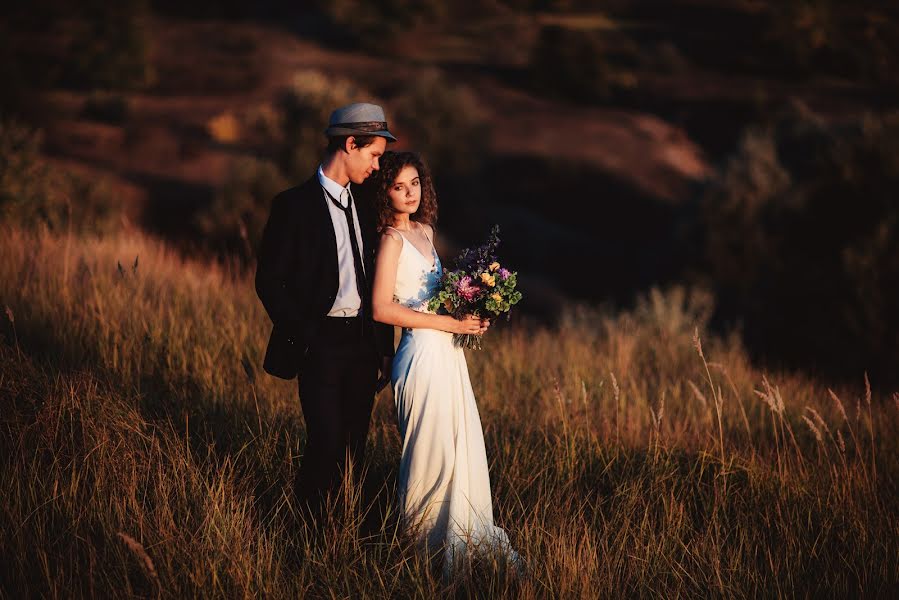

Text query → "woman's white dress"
[387,227,517,572]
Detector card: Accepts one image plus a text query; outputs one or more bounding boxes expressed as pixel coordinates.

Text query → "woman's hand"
[446,314,484,335]
[478,318,490,335]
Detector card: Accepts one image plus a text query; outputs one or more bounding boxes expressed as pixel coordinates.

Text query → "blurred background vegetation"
[1,0,897,385]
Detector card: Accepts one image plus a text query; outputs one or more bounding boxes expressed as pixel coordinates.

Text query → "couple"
[255,102,517,571]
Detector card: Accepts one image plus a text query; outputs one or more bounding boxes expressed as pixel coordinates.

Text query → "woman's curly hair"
[372,151,438,233]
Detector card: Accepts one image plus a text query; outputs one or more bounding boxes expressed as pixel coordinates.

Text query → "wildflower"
[479,272,496,287]
[456,276,481,301]
[489,262,500,272]
[498,268,511,280]
[491,292,502,302]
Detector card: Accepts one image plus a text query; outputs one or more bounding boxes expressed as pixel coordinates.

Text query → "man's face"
[346,136,387,185]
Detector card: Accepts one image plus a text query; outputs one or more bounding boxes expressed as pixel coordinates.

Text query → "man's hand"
[376,356,393,393]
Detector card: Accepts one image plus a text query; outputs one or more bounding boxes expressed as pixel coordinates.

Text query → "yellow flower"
[489,262,500,272]
[444,298,454,311]
[480,272,496,287]
[491,292,502,302]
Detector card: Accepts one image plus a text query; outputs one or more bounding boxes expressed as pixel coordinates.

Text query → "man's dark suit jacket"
[255,175,395,380]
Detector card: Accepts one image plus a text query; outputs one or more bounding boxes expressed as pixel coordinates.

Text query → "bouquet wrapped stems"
[454,332,484,351]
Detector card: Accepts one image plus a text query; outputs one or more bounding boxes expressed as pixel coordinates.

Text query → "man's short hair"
[326,135,379,155]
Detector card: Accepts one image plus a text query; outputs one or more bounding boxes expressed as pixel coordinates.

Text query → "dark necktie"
[323,187,368,311]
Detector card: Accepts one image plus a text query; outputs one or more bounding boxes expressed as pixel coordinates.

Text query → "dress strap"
[415,221,436,252]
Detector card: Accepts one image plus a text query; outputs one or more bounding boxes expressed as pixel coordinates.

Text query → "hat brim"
[325,126,397,142]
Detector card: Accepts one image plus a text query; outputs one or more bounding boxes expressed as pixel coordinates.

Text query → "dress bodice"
[390,227,442,314]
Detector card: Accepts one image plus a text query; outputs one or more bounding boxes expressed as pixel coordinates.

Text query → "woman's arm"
[372,230,483,334]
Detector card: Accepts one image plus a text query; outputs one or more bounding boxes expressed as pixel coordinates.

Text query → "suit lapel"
[297,176,339,301]
[316,181,339,278]
[303,175,379,305]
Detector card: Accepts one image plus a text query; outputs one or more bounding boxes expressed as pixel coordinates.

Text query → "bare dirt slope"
[40,16,711,216]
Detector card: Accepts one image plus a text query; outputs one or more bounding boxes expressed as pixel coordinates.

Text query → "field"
[1,225,896,598]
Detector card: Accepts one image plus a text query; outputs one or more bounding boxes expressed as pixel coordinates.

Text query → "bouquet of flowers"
[427,225,522,349]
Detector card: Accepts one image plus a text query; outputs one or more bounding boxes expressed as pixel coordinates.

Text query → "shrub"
[765,0,837,73]
[196,157,287,258]
[64,0,156,91]
[528,21,646,105]
[392,69,488,178]
[529,25,614,103]
[0,119,120,234]
[765,1,899,91]
[561,285,720,382]
[206,70,363,182]
[0,120,50,220]
[276,70,361,181]
[318,0,448,50]
[699,106,899,381]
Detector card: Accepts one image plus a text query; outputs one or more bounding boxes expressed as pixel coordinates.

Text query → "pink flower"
[456,276,481,301]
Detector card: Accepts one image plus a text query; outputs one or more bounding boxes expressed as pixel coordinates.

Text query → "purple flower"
[499,268,511,280]
[456,276,481,301]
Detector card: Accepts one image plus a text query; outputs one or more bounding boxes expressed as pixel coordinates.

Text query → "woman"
[371,151,518,573]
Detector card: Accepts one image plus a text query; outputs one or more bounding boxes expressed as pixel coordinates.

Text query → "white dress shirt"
[318,165,366,317]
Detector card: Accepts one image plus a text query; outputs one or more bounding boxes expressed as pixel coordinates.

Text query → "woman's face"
[387,165,421,216]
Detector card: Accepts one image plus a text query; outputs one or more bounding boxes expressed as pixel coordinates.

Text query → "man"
[255,102,397,519]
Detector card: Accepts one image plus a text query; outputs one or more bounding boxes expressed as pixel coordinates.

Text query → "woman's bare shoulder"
[380,228,403,245]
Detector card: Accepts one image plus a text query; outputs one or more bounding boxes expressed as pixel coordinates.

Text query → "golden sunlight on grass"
[1,226,896,597]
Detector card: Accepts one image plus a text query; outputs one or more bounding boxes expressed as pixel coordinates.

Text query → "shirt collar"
[317,165,351,206]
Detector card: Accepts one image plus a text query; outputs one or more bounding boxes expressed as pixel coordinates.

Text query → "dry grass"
[1,225,896,598]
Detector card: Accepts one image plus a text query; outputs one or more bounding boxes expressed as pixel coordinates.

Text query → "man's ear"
[345,136,357,152]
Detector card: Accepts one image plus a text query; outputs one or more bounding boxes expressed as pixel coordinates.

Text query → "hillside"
[4,3,898,382]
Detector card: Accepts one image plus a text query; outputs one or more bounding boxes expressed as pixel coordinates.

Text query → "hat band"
[330,121,389,133]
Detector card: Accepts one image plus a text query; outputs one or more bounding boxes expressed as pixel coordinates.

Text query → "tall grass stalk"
[0,226,896,597]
